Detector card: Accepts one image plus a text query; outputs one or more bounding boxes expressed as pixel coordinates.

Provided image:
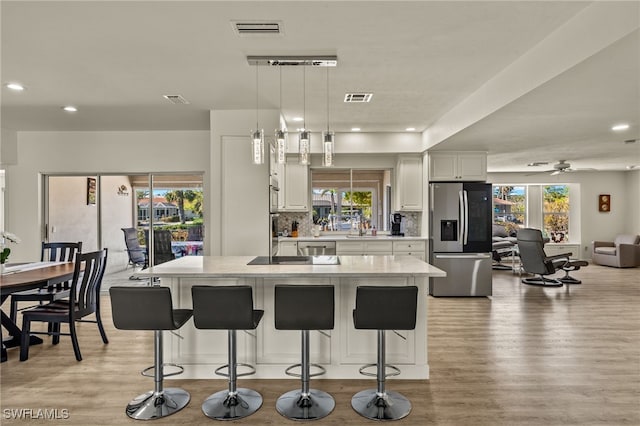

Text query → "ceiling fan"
[526,160,596,176]
[549,160,573,175]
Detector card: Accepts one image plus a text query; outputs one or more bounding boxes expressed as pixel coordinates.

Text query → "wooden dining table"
[0,262,76,362]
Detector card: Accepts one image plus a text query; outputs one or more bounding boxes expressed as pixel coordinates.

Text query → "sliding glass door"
[44,173,204,273]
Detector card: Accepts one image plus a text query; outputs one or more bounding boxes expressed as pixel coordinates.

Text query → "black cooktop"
[247,256,340,265]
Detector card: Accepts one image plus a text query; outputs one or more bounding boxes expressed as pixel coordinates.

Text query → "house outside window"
[311,169,388,232]
[493,185,526,229]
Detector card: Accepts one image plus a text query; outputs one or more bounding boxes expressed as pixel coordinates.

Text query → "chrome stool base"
[125,388,190,420]
[202,388,262,420]
[351,389,411,421]
[276,389,335,421]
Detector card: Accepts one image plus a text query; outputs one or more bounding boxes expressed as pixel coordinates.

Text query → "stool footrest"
[141,363,184,378]
[284,363,327,378]
[358,363,401,378]
[214,362,256,378]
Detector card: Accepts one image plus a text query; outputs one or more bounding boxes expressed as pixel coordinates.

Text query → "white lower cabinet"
[392,240,426,260]
[278,240,298,256]
[544,243,581,259]
[165,274,429,379]
[336,240,393,255]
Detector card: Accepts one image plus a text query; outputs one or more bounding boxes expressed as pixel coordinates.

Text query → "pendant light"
[322,67,335,167]
[299,66,310,165]
[275,67,287,164]
[251,65,264,165]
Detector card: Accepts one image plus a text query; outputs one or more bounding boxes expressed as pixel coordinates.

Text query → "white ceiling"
[1,1,639,172]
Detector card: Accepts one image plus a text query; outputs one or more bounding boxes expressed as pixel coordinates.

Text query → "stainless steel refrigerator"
[429,182,493,296]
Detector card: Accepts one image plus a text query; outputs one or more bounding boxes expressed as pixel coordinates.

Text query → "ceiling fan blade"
[550,170,561,176]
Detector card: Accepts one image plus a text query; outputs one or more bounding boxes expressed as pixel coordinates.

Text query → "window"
[543,185,570,242]
[492,184,575,243]
[493,185,526,229]
[311,169,390,232]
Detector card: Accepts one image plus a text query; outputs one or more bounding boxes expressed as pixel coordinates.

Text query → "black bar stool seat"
[274,285,335,421]
[110,286,193,421]
[351,285,418,421]
[192,285,264,421]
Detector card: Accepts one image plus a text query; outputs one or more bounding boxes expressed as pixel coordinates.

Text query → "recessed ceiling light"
[5,82,25,91]
[62,106,78,112]
[611,123,630,131]
[351,127,361,132]
[292,117,304,122]
[405,127,416,132]
[626,165,637,170]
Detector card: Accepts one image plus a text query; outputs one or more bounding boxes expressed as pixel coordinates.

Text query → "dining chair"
[9,241,82,322]
[19,248,109,361]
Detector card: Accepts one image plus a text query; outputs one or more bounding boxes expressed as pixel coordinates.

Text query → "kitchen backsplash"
[278,212,422,237]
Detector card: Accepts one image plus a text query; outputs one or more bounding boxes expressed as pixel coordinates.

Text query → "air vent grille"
[163,95,190,105]
[247,56,337,67]
[344,93,373,103]
[234,22,281,35]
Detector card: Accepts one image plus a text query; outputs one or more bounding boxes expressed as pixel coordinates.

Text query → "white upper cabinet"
[395,156,423,211]
[428,152,487,182]
[278,159,309,211]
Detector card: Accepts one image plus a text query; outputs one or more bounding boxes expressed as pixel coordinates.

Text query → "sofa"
[591,234,640,268]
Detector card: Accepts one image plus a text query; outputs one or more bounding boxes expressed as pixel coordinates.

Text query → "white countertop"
[135,255,446,279]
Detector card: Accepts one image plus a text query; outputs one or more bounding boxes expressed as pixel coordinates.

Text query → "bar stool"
[274,285,335,421]
[191,285,264,420]
[351,285,418,421]
[109,286,193,420]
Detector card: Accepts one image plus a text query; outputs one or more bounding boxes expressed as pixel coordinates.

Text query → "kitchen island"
[134,255,445,379]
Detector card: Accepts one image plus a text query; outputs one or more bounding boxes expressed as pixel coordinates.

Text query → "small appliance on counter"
[391,213,404,236]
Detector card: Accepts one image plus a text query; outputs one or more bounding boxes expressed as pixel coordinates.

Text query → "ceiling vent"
[233,21,282,36]
[344,93,373,103]
[163,95,190,105]
[247,56,337,67]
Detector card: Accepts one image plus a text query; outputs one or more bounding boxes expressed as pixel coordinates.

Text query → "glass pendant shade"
[275,129,286,164]
[322,131,334,167]
[299,130,310,165]
[251,129,264,165]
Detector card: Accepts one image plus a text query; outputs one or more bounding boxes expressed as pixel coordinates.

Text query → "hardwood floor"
[1,265,638,425]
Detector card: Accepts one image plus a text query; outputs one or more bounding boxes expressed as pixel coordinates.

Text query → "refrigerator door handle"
[458,190,465,245]
[462,190,469,245]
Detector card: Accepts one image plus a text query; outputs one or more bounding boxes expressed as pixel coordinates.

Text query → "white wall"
[488,171,634,259]
[48,176,99,250]
[626,170,640,235]
[4,131,209,262]
[210,109,278,256]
